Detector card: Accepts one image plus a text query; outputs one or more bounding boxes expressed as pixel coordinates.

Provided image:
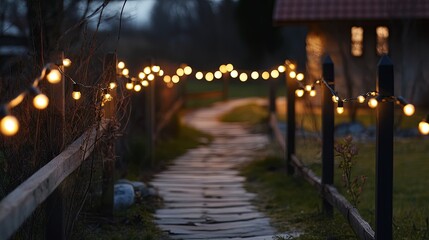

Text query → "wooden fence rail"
[0,122,108,239]
[268,114,375,240]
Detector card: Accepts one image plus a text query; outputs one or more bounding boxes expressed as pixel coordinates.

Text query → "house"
[273,0,429,106]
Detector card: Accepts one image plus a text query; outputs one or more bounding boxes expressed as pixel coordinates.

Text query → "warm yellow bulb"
[163,75,171,83]
[262,71,270,80]
[239,73,248,82]
[357,95,365,103]
[33,94,49,109]
[142,80,149,87]
[152,65,160,73]
[226,64,234,72]
[134,84,142,92]
[251,71,259,80]
[121,68,129,76]
[159,70,164,76]
[62,58,72,67]
[195,72,203,80]
[46,69,62,84]
[139,72,145,79]
[368,98,378,108]
[104,93,112,101]
[289,63,296,70]
[176,68,184,77]
[310,90,316,97]
[289,71,296,79]
[117,61,125,69]
[147,74,155,81]
[332,95,339,103]
[109,82,117,90]
[337,107,345,114]
[278,65,286,73]
[305,85,312,91]
[419,121,429,135]
[296,73,304,81]
[403,104,415,116]
[219,65,227,73]
[184,66,192,75]
[295,89,305,97]
[230,70,238,78]
[143,66,151,74]
[72,91,81,100]
[172,75,180,83]
[271,70,279,79]
[1,115,19,136]
[126,82,134,90]
[214,71,222,79]
[205,72,214,81]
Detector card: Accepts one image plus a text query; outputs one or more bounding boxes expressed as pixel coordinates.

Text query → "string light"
[239,73,248,82]
[357,95,365,103]
[296,73,304,81]
[295,88,305,97]
[142,80,149,87]
[159,70,164,76]
[332,95,339,103]
[184,66,192,75]
[418,115,429,135]
[251,71,259,80]
[271,70,279,78]
[138,72,145,79]
[109,82,117,90]
[30,87,49,110]
[126,79,134,90]
[134,84,142,92]
[152,65,160,73]
[172,75,180,83]
[214,71,222,79]
[72,83,81,100]
[278,65,286,73]
[226,64,234,72]
[230,70,238,78]
[205,72,214,81]
[310,87,317,97]
[0,113,19,136]
[143,66,151,74]
[396,96,415,116]
[368,98,378,108]
[147,74,155,81]
[262,71,270,80]
[195,72,203,80]
[103,89,112,102]
[176,68,184,77]
[121,68,129,76]
[46,68,62,84]
[62,58,72,67]
[305,85,312,91]
[289,71,296,79]
[337,101,345,114]
[117,61,125,69]
[163,75,171,83]
[219,65,227,73]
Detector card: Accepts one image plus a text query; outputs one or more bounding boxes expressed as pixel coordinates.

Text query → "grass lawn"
[223,102,429,239]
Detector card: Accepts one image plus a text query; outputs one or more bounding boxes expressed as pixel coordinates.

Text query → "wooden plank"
[156,212,265,224]
[0,123,106,239]
[162,201,252,209]
[158,218,271,231]
[162,196,254,203]
[156,206,256,215]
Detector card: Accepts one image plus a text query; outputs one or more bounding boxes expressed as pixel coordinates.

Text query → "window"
[351,27,363,56]
[376,26,389,55]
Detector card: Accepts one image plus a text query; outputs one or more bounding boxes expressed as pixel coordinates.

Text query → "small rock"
[131,181,150,197]
[114,183,135,210]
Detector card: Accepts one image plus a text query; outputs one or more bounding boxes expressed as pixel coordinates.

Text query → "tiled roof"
[273,0,429,23]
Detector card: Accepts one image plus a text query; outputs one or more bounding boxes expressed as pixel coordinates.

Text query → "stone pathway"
[151,98,286,240]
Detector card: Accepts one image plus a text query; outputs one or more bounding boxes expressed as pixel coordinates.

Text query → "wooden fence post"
[375,55,394,240]
[286,61,296,175]
[145,69,155,167]
[46,51,66,240]
[101,53,117,216]
[322,55,334,216]
[269,77,277,114]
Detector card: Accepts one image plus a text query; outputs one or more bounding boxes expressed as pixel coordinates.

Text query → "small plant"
[335,136,366,207]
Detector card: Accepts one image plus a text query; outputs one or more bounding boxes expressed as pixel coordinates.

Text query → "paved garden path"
[151,98,289,240]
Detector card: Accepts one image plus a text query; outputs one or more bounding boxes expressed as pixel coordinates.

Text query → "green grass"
[220,103,269,125]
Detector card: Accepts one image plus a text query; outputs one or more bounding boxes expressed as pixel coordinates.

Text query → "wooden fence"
[268,55,397,240]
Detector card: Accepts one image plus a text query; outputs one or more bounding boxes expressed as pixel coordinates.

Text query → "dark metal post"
[375,55,394,240]
[322,55,334,216]
[286,62,296,175]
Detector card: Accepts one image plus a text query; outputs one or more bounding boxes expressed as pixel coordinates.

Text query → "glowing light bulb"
[1,115,19,136]
[121,68,129,76]
[205,72,214,81]
[289,63,296,70]
[403,104,415,116]
[72,83,81,100]
[332,95,339,103]
[147,74,155,81]
[278,65,286,73]
[142,80,149,87]
[337,101,344,114]
[295,88,305,97]
[230,70,238,78]
[46,69,62,84]
[271,70,279,79]
[139,72,145,79]
[158,70,164,76]
[305,85,312,91]
[251,71,259,80]
[262,71,270,80]
[195,72,203,80]
[172,75,180,83]
[103,91,112,102]
[143,66,151,74]
[62,58,72,67]
[109,82,117,90]
[176,68,184,77]
[368,98,378,108]
[126,80,134,90]
[310,89,316,97]
[357,95,365,103]
[117,61,125,69]
[418,119,429,135]
[184,66,192,75]
[134,84,142,92]
[163,75,171,83]
[214,71,222,79]
[33,93,49,109]
[239,73,248,82]
[219,65,227,73]
[152,65,160,73]
[289,71,296,79]
[226,64,234,72]
[296,73,304,81]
